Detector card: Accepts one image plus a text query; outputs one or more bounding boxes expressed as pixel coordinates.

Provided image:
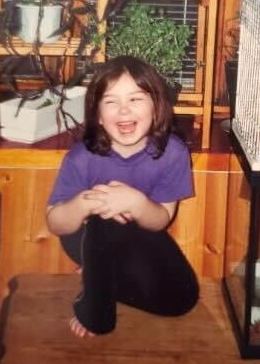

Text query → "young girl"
[46,55,199,338]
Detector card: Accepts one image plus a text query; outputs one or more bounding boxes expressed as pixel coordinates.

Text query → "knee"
[153,277,200,317]
[165,279,200,316]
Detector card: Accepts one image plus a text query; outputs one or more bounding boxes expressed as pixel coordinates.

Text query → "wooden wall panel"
[203,171,228,278]
[168,170,206,278]
[25,169,76,274]
[0,169,36,296]
[169,153,230,278]
[0,167,76,301]
[0,150,232,302]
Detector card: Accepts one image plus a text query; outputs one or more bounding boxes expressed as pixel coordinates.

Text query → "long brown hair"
[83,55,174,158]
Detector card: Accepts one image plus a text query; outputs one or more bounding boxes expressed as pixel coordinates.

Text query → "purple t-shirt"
[48,135,193,205]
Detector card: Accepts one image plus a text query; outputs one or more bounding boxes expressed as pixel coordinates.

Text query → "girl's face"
[98,72,154,157]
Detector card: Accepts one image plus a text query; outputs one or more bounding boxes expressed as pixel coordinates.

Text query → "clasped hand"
[83,181,144,224]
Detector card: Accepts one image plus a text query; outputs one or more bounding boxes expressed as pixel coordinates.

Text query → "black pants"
[60,216,199,334]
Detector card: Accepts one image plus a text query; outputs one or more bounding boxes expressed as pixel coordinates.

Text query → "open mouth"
[117,121,137,134]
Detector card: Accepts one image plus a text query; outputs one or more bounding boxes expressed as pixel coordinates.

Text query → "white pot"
[17,4,63,43]
[0,86,87,143]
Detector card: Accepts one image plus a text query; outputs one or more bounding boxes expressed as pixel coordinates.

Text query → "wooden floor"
[0,274,257,364]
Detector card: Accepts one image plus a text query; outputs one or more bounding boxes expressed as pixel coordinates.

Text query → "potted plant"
[0,85,87,143]
[0,0,108,143]
[15,0,63,43]
[106,2,192,88]
[2,0,103,49]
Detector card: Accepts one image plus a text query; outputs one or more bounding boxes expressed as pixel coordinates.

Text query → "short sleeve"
[150,141,194,203]
[48,148,88,205]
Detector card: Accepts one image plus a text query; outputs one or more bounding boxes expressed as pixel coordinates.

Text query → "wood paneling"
[203,171,229,277]
[0,150,231,298]
[169,170,206,277]
[0,164,76,300]
[170,153,230,278]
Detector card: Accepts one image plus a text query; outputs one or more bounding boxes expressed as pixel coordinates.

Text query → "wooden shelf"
[0,37,91,56]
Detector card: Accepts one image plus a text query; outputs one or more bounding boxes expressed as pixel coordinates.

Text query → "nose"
[118,102,130,115]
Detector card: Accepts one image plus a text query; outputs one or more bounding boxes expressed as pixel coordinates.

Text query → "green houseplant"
[106,2,192,87]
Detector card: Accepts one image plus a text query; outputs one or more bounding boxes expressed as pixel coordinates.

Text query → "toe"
[69,317,86,338]
[69,316,97,338]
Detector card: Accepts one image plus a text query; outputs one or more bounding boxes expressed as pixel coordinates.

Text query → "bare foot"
[69,316,96,338]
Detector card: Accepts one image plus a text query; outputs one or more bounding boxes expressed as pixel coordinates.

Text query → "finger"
[92,206,110,215]
[108,180,124,187]
[83,189,106,197]
[121,212,133,221]
[113,214,128,224]
[92,184,110,192]
[100,213,113,220]
[83,191,106,200]
[98,209,116,220]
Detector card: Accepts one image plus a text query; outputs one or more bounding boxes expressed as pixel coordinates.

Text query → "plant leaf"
[49,17,74,37]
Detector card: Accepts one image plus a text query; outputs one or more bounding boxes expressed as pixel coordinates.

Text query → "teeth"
[117,121,136,133]
[118,122,135,126]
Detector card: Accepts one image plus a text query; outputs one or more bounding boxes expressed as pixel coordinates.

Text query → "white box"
[0,86,86,143]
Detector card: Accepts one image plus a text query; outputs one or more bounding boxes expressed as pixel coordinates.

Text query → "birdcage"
[224,0,260,359]
[232,0,260,170]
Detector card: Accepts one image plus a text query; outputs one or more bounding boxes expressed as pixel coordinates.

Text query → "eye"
[104,99,116,105]
[130,97,143,102]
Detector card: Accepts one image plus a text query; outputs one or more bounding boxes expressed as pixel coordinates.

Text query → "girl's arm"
[85,181,177,231]
[46,190,104,235]
[129,198,177,231]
